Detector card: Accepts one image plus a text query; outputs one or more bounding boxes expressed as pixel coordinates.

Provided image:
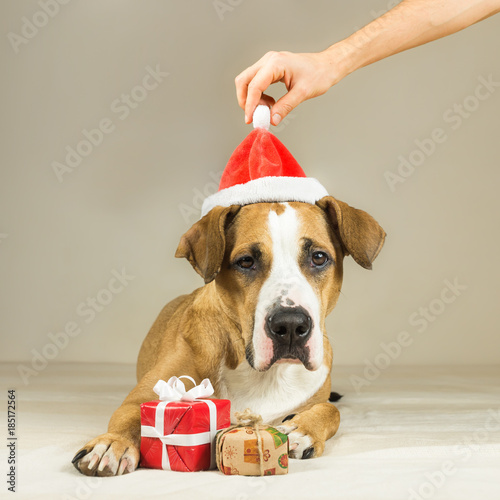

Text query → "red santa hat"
[201,105,328,217]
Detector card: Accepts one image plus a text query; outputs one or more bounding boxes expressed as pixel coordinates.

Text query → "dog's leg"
[71,371,160,476]
[72,365,199,476]
[276,403,340,459]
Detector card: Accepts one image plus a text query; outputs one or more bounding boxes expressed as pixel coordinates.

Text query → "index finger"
[235,64,261,113]
[244,64,284,125]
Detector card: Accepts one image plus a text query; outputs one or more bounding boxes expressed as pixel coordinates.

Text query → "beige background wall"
[1,0,499,368]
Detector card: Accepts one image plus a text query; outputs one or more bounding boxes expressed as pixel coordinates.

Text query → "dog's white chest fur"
[219,361,328,425]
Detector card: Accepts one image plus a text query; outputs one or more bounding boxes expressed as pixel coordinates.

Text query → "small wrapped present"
[216,409,289,476]
[140,376,230,472]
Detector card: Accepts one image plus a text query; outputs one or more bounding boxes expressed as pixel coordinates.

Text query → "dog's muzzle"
[264,306,314,369]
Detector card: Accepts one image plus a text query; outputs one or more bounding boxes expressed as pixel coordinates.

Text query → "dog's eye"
[237,256,255,269]
[311,251,328,267]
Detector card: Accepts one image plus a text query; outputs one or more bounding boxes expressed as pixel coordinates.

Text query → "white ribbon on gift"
[153,376,214,402]
[140,376,218,471]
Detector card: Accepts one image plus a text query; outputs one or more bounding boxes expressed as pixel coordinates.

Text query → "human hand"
[235,49,343,126]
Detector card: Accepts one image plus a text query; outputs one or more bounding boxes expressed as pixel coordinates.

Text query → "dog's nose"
[267,307,312,343]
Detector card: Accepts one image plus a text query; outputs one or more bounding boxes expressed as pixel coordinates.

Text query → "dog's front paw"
[72,433,140,476]
[276,414,324,460]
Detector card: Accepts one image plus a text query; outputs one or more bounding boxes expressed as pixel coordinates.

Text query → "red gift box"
[140,377,230,472]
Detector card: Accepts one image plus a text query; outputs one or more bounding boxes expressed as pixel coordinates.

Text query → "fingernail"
[88,454,99,470]
[118,458,128,476]
[272,113,281,125]
[98,455,109,472]
[245,114,249,123]
[72,449,87,464]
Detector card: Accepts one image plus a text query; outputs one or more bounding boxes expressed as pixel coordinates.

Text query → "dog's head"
[176,197,385,372]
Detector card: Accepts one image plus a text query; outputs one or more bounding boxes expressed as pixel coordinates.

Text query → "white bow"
[153,375,214,402]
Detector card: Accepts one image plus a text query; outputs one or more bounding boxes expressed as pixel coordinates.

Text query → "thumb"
[271,87,306,126]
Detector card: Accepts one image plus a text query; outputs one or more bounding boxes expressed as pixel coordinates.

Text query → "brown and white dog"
[72,196,385,476]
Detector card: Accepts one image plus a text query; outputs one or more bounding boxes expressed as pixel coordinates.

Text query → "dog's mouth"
[246,347,314,371]
[270,347,314,370]
[275,356,302,365]
[265,306,314,369]
[248,304,323,372]
[246,304,317,371]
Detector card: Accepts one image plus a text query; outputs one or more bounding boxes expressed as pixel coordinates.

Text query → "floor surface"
[1,363,499,499]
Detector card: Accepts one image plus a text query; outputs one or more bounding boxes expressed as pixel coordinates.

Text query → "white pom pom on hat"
[252,104,271,131]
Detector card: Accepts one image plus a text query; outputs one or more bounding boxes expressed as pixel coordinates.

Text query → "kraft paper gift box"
[216,410,289,476]
[140,376,230,472]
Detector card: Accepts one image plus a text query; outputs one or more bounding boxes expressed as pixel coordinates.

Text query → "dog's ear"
[316,196,386,270]
[175,205,241,283]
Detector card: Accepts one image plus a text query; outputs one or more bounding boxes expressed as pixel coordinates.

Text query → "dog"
[71,194,385,476]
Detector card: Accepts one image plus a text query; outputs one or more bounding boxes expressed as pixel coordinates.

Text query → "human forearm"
[327,0,500,80]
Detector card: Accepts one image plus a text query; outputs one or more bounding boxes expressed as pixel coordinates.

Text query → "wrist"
[321,40,362,86]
